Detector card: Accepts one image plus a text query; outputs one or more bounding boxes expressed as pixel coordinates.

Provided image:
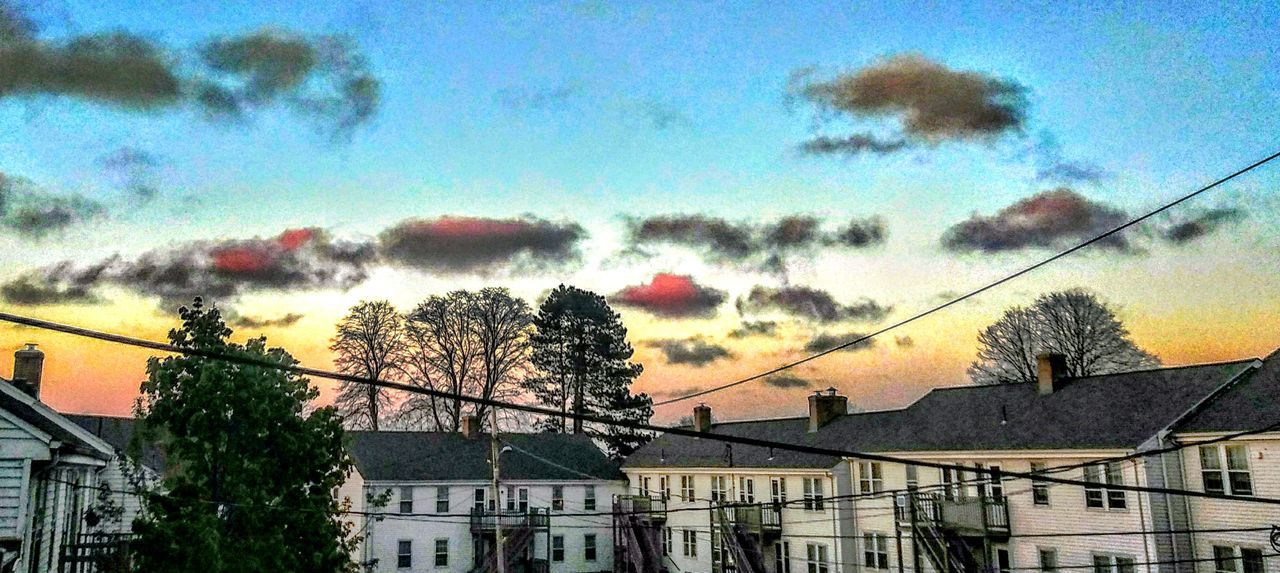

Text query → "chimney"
[1037,353,1069,395]
[692,404,712,433]
[808,387,848,432]
[461,415,481,439]
[12,344,44,399]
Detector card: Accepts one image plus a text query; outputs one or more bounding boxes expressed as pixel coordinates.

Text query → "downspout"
[830,470,842,573]
[1156,435,1179,572]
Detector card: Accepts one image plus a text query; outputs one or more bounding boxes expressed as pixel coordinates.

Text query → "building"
[341,418,628,573]
[0,345,152,573]
[622,349,1280,573]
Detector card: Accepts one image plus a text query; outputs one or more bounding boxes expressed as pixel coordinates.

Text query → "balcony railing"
[721,503,782,539]
[895,493,1009,537]
[615,495,667,523]
[58,532,137,573]
[469,507,550,534]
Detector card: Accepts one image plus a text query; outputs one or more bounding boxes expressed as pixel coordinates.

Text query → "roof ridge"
[64,412,136,421]
[1067,357,1258,380]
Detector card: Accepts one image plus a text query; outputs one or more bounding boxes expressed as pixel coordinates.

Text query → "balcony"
[58,532,137,573]
[470,507,550,535]
[614,495,667,524]
[895,493,1009,538]
[721,503,782,540]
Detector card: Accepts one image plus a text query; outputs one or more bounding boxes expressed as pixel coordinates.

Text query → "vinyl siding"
[1178,435,1280,572]
[0,459,26,540]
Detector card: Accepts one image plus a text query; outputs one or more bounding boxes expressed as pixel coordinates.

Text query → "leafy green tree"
[132,298,357,573]
[524,285,651,458]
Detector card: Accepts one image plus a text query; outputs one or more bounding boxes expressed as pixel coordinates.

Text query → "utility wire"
[4,310,1279,507]
[652,149,1280,406]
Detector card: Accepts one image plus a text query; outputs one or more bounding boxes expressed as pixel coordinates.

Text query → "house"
[0,344,148,573]
[341,417,628,573]
[622,350,1280,573]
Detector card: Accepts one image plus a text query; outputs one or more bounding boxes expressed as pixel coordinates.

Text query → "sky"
[1,0,1279,424]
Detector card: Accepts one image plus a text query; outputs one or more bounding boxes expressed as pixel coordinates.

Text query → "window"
[506,485,516,511]
[473,488,486,512]
[996,548,1010,573]
[663,527,672,556]
[771,477,787,505]
[397,540,412,569]
[551,535,564,562]
[711,476,728,502]
[1084,464,1126,509]
[680,475,695,501]
[905,465,919,491]
[739,477,756,502]
[433,538,448,568]
[775,541,791,573]
[584,485,597,511]
[1215,547,1266,573]
[862,533,889,570]
[941,467,958,500]
[584,534,597,561]
[552,485,564,511]
[1201,444,1254,495]
[435,487,449,513]
[517,488,528,512]
[640,476,651,495]
[1092,555,1135,573]
[1038,548,1058,573]
[1031,463,1049,506]
[859,462,884,494]
[660,476,670,499]
[803,477,824,511]
[805,543,829,573]
[682,529,697,557]
[399,486,414,514]
[989,465,1005,500]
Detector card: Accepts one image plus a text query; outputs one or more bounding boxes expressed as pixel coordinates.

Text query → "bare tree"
[396,289,532,431]
[969,289,1159,385]
[331,300,405,429]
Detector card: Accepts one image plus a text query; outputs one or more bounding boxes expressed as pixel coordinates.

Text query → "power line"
[652,149,1280,407]
[5,310,1279,507]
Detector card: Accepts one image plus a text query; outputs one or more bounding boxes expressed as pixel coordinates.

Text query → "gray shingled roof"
[626,359,1260,469]
[67,414,168,473]
[1176,350,1280,434]
[0,382,113,459]
[347,431,625,482]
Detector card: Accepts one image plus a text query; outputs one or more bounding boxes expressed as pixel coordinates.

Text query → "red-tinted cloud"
[941,188,1129,252]
[379,216,584,273]
[612,274,726,318]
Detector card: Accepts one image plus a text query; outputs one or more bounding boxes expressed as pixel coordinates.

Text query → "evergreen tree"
[524,285,651,458]
[132,299,357,573]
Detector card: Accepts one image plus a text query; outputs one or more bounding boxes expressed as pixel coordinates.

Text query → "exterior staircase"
[612,496,667,573]
[470,509,549,573]
[712,507,765,573]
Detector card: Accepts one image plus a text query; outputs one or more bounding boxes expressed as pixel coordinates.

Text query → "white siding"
[0,459,26,540]
[1178,435,1280,571]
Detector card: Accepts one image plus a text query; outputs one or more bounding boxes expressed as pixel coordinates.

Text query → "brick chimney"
[11,344,44,399]
[461,414,481,439]
[692,403,712,432]
[808,387,847,432]
[1037,353,1069,395]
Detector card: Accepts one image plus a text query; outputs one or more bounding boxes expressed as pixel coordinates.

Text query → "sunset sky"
[2,1,1278,424]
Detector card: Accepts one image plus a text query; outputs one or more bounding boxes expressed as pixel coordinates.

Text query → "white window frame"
[435,486,449,513]
[399,486,414,514]
[584,533,597,561]
[1030,462,1049,506]
[551,485,564,511]
[663,527,672,556]
[1213,546,1267,573]
[660,475,670,499]
[551,535,565,562]
[858,462,884,494]
[1083,464,1126,510]
[1091,553,1136,573]
[682,528,697,557]
[805,543,830,573]
[775,541,791,573]
[473,488,486,512]
[1201,444,1254,496]
[739,477,756,503]
[433,538,448,568]
[711,475,728,502]
[680,475,695,501]
[771,477,787,505]
[862,533,889,570]
[584,484,597,511]
[995,548,1011,573]
[397,539,412,569]
[802,477,825,511]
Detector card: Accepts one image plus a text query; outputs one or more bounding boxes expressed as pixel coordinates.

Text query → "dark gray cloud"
[627,214,757,259]
[728,320,778,339]
[1,228,375,306]
[737,286,891,324]
[0,3,380,134]
[0,172,105,237]
[379,216,585,273]
[834,216,887,247]
[230,312,305,329]
[646,338,733,367]
[797,54,1027,154]
[941,188,1130,253]
[1036,160,1106,184]
[0,271,101,305]
[612,274,726,318]
[803,331,876,353]
[763,374,812,389]
[625,214,886,268]
[1160,208,1244,244]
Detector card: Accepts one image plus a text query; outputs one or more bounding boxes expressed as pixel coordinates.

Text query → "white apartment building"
[622,349,1280,573]
[341,418,627,573]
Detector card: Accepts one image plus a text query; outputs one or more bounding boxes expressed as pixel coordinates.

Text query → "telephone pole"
[490,406,505,573]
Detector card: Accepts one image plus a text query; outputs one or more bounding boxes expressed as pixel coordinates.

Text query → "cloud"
[645,338,733,367]
[737,286,891,324]
[612,273,726,318]
[634,99,690,130]
[230,312,305,329]
[799,134,908,156]
[624,213,886,269]
[763,373,812,389]
[2,228,376,306]
[496,84,581,111]
[1036,160,1106,184]
[894,335,915,348]
[803,331,876,353]
[834,216,887,247]
[627,214,757,259]
[0,172,105,238]
[0,3,381,134]
[97,147,166,202]
[728,320,778,339]
[0,271,101,305]
[941,188,1130,253]
[378,216,585,273]
[1160,208,1244,244]
[796,54,1026,154]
